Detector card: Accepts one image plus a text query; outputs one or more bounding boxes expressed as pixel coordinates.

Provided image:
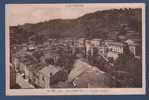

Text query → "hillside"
[10,8,142,45]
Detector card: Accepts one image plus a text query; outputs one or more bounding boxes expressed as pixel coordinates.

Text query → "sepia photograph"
[5,3,146,95]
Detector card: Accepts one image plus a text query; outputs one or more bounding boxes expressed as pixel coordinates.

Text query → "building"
[40,52,59,65]
[68,59,113,88]
[13,53,40,81]
[90,39,102,47]
[77,38,85,48]
[85,39,102,57]
[98,46,106,55]
[85,40,92,57]
[36,65,61,88]
[11,54,41,89]
[125,39,141,58]
[104,40,124,60]
[10,63,17,89]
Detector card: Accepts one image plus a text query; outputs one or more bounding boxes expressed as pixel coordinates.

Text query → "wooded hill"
[10,8,142,45]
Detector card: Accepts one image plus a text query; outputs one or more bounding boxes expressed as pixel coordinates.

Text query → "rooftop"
[39,65,61,77]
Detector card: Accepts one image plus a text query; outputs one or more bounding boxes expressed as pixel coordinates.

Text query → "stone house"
[35,65,61,88]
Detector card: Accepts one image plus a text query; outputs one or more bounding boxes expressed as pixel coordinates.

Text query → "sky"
[5,3,144,26]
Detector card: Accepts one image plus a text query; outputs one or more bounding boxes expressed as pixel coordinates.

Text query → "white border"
[5,3,146,96]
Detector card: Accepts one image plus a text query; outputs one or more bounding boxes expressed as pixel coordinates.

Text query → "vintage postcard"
[5,3,146,95]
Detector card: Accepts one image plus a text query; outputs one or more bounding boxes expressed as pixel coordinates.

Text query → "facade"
[85,39,102,57]
[125,39,141,58]
[10,63,17,89]
[37,65,61,88]
[104,40,124,60]
[90,39,102,47]
[77,38,85,48]
[40,52,59,65]
[105,40,124,54]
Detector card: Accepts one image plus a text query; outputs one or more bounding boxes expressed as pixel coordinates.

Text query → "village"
[10,36,142,89]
